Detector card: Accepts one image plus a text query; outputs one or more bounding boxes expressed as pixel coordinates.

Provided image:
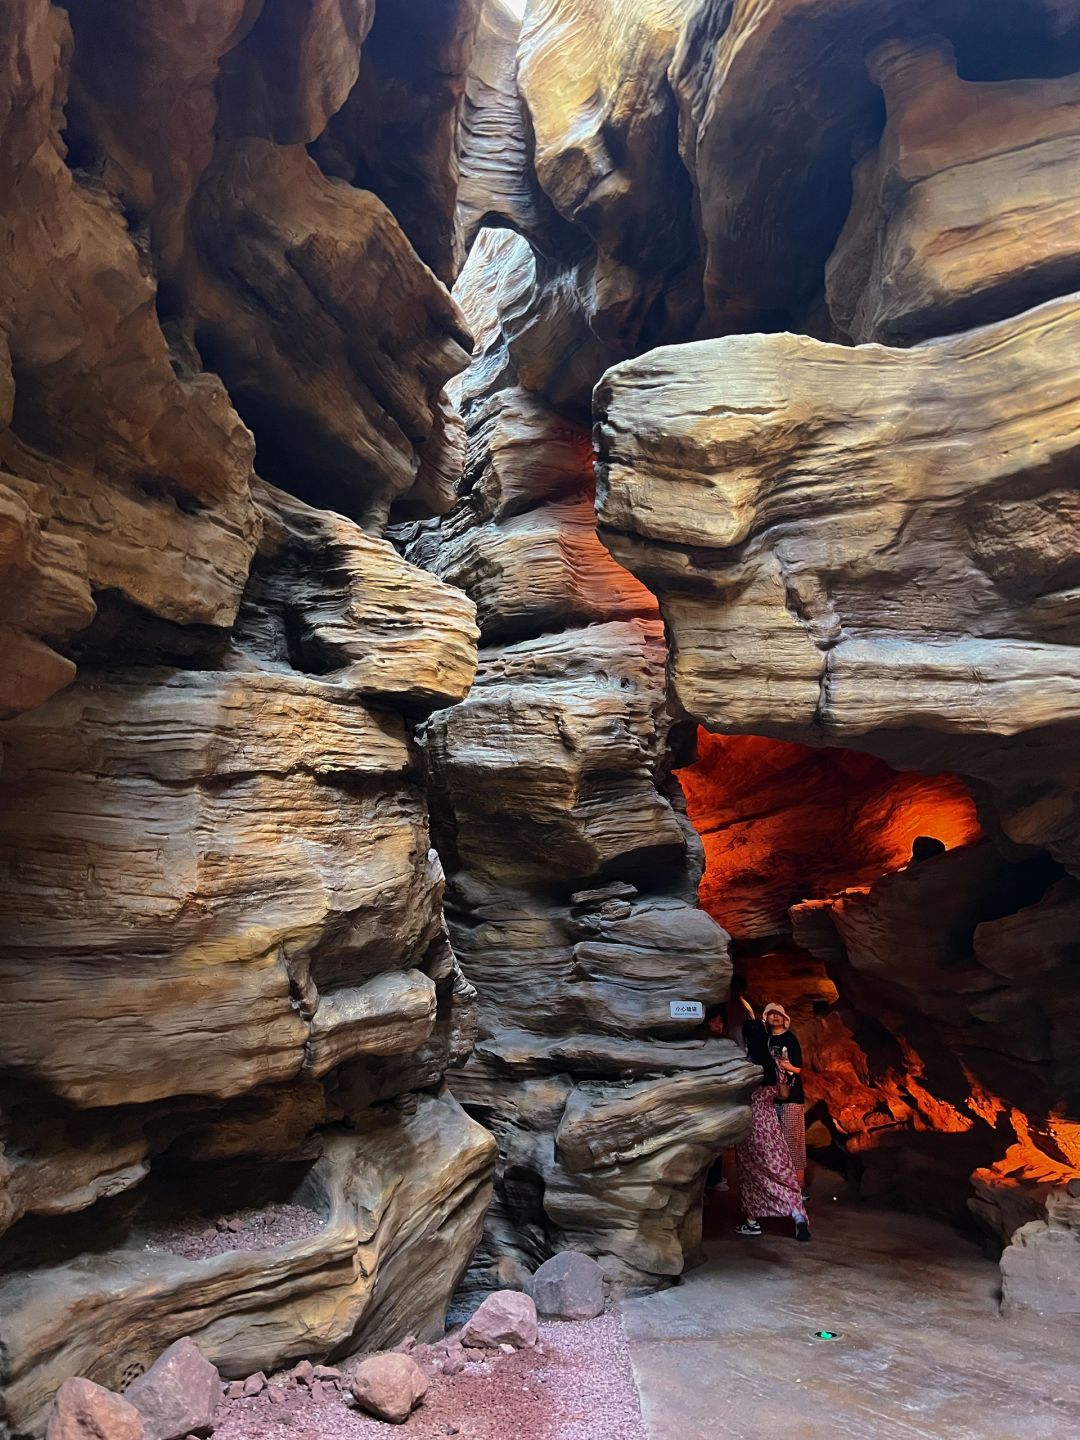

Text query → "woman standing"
[762,1002,807,1190]
[735,1020,811,1241]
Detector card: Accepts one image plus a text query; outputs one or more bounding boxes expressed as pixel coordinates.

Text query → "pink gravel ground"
[144,1203,324,1260]
[213,1311,646,1440]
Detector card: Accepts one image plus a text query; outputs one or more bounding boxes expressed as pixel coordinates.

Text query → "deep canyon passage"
[1,0,1080,1434]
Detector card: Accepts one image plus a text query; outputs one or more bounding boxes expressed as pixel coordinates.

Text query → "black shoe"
[795,1221,811,1242]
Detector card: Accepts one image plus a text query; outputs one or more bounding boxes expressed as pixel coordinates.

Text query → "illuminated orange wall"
[676,728,983,940]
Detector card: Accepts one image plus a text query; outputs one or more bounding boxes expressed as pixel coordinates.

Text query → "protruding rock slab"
[596,296,1080,868]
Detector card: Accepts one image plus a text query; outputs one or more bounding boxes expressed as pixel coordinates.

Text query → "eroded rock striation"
[5,0,1080,1392]
[0,2,493,1431]
[590,0,1080,1278]
[407,231,754,1294]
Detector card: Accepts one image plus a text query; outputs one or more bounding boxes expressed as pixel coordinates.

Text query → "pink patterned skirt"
[736,1085,804,1220]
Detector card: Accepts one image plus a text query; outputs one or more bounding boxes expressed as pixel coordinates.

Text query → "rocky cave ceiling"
[1,0,1079,1426]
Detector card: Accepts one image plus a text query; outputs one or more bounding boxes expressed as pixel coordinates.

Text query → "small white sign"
[669,1000,704,1021]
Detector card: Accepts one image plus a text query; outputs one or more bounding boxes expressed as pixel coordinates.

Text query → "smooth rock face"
[460,1291,538,1351]
[46,1380,145,1440]
[826,38,1080,344]
[670,0,1080,331]
[350,1353,429,1424]
[124,1339,219,1440]
[529,1252,606,1321]
[516,0,700,351]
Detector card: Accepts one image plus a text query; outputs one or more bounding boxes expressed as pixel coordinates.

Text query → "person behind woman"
[762,1002,807,1190]
[735,1020,811,1241]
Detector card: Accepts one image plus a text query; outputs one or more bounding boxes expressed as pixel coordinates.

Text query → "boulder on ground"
[529,1251,606,1320]
[460,1291,538,1350]
[124,1339,220,1440]
[349,1354,428,1424]
[46,1378,145,1440]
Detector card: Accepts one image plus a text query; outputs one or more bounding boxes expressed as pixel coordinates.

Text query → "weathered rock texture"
[423,0,1080,1311]
[1001,1185,1080,1318]
[0,1,494,1432]
[407,230,755,1294]
[586,0,1080,1297]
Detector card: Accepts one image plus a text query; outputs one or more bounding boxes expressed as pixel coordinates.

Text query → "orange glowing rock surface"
[677,728,983,940]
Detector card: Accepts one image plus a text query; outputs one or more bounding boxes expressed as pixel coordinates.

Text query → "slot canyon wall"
[586,0,1080,1312]
[415,0,1080,1313]
[0,2,497,1433]
[401,228,755,1296]
[3,0,1080,1426]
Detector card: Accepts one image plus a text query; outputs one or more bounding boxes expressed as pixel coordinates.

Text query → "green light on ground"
[813,1330,839,1340]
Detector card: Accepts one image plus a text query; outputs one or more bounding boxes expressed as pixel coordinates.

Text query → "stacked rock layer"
[584,8,1080,1273]
[0,2,497,1432]
[408,227,756,1294]
[438,0,1080,1312]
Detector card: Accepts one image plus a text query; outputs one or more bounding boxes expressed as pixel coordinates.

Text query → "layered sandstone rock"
[2,1099,492,1439]
[596,298,1080,871]
[826,37,1080,344]
[595,301,1080,1244]
[409,230,753,1292]
[0,1,492,1430]
[589,2,1080,1301]
[670,0,1080,332]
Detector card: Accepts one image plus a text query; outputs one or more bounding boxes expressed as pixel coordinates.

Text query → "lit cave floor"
[622,1193,1080,1440]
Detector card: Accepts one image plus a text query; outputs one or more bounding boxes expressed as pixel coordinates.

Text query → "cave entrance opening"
[675,727,1078,1255]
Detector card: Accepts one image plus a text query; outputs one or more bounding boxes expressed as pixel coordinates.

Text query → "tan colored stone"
[252,484,478,710]
[349,1353,428,1424]
[305,971,438,1078]
[412,233,743,1294]
[0,1099,495,1439]
[827,40,1080,343]
[451,228,622,419]
[596,301,1080,872]
[671,0,1080,329]
[457,2,568,253]
[517,0,699,349]
[0,477,93,718]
